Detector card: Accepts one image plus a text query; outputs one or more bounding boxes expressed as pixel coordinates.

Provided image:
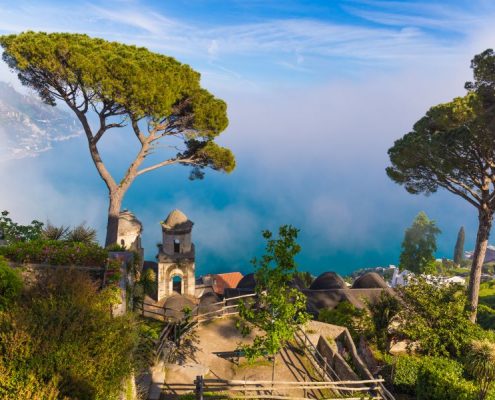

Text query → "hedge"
[416,357,477,400]
[0,240,108,266]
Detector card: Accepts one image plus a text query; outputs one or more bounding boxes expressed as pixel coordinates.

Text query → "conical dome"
[162,209,193,230]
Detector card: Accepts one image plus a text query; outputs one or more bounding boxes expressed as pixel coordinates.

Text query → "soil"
[160,318,335,399]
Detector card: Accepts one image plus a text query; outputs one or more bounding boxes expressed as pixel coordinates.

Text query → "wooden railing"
[193,375,386,400]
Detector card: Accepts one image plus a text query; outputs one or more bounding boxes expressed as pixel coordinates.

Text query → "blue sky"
[1,0,495,276]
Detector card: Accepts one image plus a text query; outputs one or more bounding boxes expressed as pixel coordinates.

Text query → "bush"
[478,304,495,330]
[416,357,477,400]
[391,355,422,395]
[318,301,372,340]
[0,210,43,243]
[0,269,140,399]
[396,278,483,358]
[0,256,22,311]
[0,240,108,266]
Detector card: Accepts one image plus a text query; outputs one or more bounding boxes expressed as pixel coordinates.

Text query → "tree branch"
[136,157,196,176]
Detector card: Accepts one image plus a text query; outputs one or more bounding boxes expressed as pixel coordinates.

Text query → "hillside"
[0,81,80,160]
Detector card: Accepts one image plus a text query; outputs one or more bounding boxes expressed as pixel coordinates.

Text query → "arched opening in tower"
[174,239,180,253]
[172,275,182,294]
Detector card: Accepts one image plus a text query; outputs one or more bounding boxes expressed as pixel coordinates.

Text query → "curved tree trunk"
[468,208,493,322]
[105,191,123,247]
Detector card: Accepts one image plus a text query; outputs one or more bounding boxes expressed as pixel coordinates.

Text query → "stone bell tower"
[157,209,196,300]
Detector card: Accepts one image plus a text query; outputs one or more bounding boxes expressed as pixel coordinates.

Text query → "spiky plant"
[66,224,98,244]
[42,222,70,241]
[466,339,495,400]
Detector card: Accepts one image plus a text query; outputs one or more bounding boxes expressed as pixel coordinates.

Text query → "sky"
[1,0,495,276]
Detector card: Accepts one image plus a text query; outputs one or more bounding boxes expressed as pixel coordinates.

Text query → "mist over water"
[1,1,494,277]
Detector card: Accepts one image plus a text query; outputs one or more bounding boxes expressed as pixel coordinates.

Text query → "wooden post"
[195,375,204,400]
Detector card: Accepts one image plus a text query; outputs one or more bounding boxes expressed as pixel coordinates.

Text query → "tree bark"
[468,207,493,322]
[105,190,123,247]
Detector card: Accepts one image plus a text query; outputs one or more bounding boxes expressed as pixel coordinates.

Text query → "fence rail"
[193,375,385,400]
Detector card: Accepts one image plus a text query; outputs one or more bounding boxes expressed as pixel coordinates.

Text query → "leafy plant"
[465,339,495,400]
[237,225,310,366]
[0,256,22,311]
[0,269,140,399]
[395,278,484,358]
[318,301,371,341]
[367,291,401,352]
[416,357,477,400]
[0,210,43,243]
[0,240,108,266]
[42,222,70,241]
[390,354,422,395]
[65,223,98,244]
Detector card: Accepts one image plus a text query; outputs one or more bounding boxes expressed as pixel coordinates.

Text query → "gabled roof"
[213,272,244,295]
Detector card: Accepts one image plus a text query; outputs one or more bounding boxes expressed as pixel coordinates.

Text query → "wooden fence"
[193,375,386,400]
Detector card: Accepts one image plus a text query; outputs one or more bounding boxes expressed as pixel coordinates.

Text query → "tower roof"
[118,210,142,235]
[162,209,193,230]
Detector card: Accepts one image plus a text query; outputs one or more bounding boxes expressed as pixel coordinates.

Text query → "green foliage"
[386,49,495,319]
[367,292,401,352]
[0,240,108,266]
[0,269,140,399]
[0,257,22,311]
[0,210,43,243]
[478,304,495,330]
[416,357,477,400]
[399,211,440,274]
[237,225,310,360]
[480,279,495,308]
[391,354,422,395]
[65,223,98,244]
[318,301,371,341]
[395,278,483,358]
[294,270,314,288]
[454,226,466,265]
[42,222,70,241]
[465,339,495,400]
[0,32,235,174]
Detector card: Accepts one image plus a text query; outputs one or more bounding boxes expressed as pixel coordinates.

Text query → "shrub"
[42,222,70,241]
[318,301,372,340]
[391,354,422,395]
[0,210,43,243]
[0,269,140,399]
[0,240,108,266]
[367,291,400,351]
[65,223,97,244]
[0,256,22,311]
[396,278,483,358]
[416,357,477,400]
[478,304,495,330]
[465,339,495,400]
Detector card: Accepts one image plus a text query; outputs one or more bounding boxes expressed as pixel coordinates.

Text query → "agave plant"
[42,222,70,241]
[66,223,98,244]
[466,339,495,400]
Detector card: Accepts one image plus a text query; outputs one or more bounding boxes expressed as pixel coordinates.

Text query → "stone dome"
[236,273,256,289]
[162,209,193,230]
[118,210,142,235]
[351,272,389,289]
[309,272,347,290]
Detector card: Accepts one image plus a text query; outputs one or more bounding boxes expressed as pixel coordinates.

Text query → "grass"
[479,280,495,308]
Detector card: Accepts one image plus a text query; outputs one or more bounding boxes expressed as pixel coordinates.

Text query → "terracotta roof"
[212,272,244,295]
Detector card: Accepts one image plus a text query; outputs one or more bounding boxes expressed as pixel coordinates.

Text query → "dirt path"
[161,318,333,399]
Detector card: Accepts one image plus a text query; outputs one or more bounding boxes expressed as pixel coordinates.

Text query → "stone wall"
[317,335,359,381]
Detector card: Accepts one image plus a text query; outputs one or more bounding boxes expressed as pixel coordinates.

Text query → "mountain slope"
[0,81,81,160]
